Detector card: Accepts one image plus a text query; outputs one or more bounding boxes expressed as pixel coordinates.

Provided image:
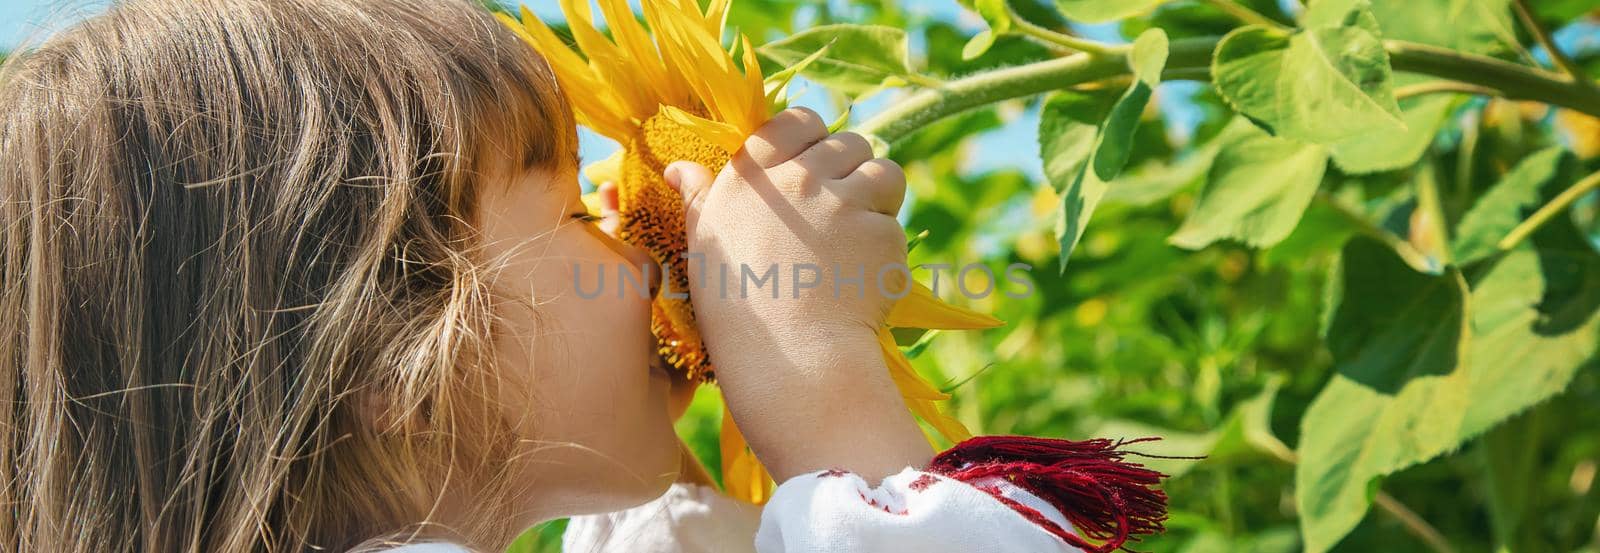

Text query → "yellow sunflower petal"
[719,404,773,504]
[650,3,748,131]
[878,328,950,402]
[886,281,1005,330]
[650,9,731,121]
[582,149,625,185]
[660,105,746,154]
[639,2,707,106]
[580,191,606,217]
[910,398,974,443]
[704,0,732,33]
[505,7,632,139]
[596,0,689,107]
[736,35,768,133]
[558,0,657,121]
[878,327,973,444]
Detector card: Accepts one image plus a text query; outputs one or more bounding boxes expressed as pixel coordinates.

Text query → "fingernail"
[663,164,681,186]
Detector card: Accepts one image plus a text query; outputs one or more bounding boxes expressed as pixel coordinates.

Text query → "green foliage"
[516,0,1600,551]
[1212,0,1403,145]
[1053,0,1166,23]
[756,24,917,95]
[1452,147,1568,263]
[962,0,1012,59]
[1040,89,1115,268]
[1296,238,1471,552]
[1329,96,1458,174]
[1094,29,1167,181]
[1170,120,1329,249]
[1366,0,1515,54]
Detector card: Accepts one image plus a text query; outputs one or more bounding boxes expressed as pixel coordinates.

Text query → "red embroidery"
[909,474,940,491]
[983,492,1078,545]
[928,436,1176,553]
[858,488,908,515]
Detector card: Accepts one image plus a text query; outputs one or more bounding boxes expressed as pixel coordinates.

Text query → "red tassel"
[927,436,1172,553]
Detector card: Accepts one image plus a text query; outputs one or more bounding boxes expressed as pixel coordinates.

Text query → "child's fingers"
[597,182,620,237]
[664,161,715,228]
[835,158,907,217]
[744,107,828,168]
[799,132,873,180]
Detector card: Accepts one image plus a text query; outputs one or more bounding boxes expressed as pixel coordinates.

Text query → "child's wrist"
[710,320,881,378]
[714,328,931,482]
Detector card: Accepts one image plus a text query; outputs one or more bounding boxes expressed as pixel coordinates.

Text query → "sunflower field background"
[8,0,1598,551]
[494,0,1600,551]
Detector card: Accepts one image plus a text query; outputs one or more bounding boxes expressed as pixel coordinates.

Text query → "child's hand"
[666,108,932,482]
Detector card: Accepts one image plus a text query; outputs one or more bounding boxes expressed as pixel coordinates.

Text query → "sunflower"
[501,0,1002,503]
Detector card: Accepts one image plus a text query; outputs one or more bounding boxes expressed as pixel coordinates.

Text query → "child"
[0,1,1166,552]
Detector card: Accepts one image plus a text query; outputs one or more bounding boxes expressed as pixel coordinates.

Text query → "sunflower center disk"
[620,112,733,382]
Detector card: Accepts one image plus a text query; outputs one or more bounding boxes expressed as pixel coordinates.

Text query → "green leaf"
[975,0,1012,32]
[1321,0,1511,174]
[1452,147,1568,264]
[1458,246,1600,542]
[962,30,998,61]
[1479,411,1542,551]
[1039,91,1117,194]
[1053,0,1166,23]
[1101,148,1214,206]
[1296,0,1365,27]
[1170,121,1330,249]
[963,0,1012,60]
[1321,0,1510,174]
[1296,236,1600,552]
[758,24,916,95]
[1296,237,1470,553]
[1531,0,1599,21]
[1091,376,1288,479]
[1040,90,1119,271]
[827,104,853,134]
[763,40,836,104]
[1047,157,1106,275]
[1329,95,1457,174]
[1092,28,1167,181]
[1367,0,1515,55]
[1209,375,1289,462]
[1456,247,1600,440]
[1212,0,1404,145]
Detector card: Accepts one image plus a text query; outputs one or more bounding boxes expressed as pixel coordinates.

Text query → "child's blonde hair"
[0,0,575,550]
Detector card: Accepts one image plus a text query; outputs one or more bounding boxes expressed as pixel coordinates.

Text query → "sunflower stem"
[1496,168,1600,252]
[1315,191,1438,274]
[854,37,1600,146]
[1394,81,1503,100]
[1202,0,1288,30]
[903,73,949,89]
[1262,442,1457,553]
[1005,3,1128,56]
[1374,492,1460,553]
[1385,40,1600,115]
[1511,0,1596,90]
[854,39,1201,144]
